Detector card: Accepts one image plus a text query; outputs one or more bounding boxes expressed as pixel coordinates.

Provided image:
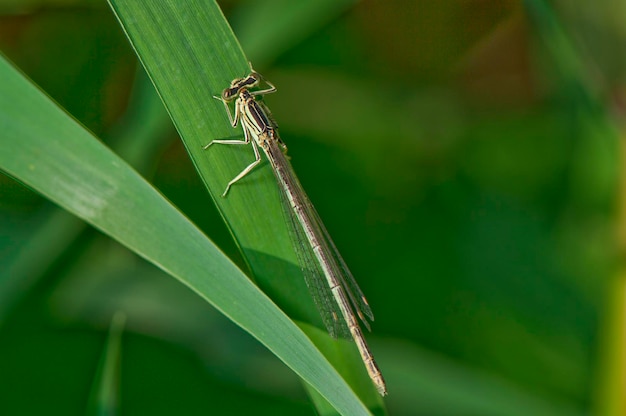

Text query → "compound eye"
[249,72,261,84]
[222,88,235,101]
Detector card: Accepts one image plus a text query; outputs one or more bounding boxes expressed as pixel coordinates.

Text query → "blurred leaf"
[87,312,126,416]
[232,0,359,65]
[0,0,104,15]
[381,341,585,416]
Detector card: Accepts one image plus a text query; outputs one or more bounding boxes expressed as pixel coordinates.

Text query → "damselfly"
[204,68,387,396]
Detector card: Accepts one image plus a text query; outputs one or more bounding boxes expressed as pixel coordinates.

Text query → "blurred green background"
[0,0,624,414]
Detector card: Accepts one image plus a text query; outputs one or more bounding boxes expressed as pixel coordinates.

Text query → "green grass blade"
[106,0,385,409]
[0,53,369,415]
[87,312,126,416]
[0,70,171,325]
[524,2,622,413]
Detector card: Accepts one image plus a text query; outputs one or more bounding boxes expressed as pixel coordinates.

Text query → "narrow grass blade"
[106,0,385,409]
[87,312,126,416]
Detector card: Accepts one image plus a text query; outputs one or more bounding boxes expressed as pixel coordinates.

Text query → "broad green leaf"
[107,0,385,410]
[0,52,369,415]
[108,0,316,325]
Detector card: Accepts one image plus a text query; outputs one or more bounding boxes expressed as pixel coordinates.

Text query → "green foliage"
[0,0,623,415]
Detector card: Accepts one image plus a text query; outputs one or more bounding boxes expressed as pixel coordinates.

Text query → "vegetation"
[0,1,622,414]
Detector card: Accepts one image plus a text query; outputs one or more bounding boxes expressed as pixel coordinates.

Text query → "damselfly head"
[249,71,262,82]
[222,86,238,101]
[222,73,261,101]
